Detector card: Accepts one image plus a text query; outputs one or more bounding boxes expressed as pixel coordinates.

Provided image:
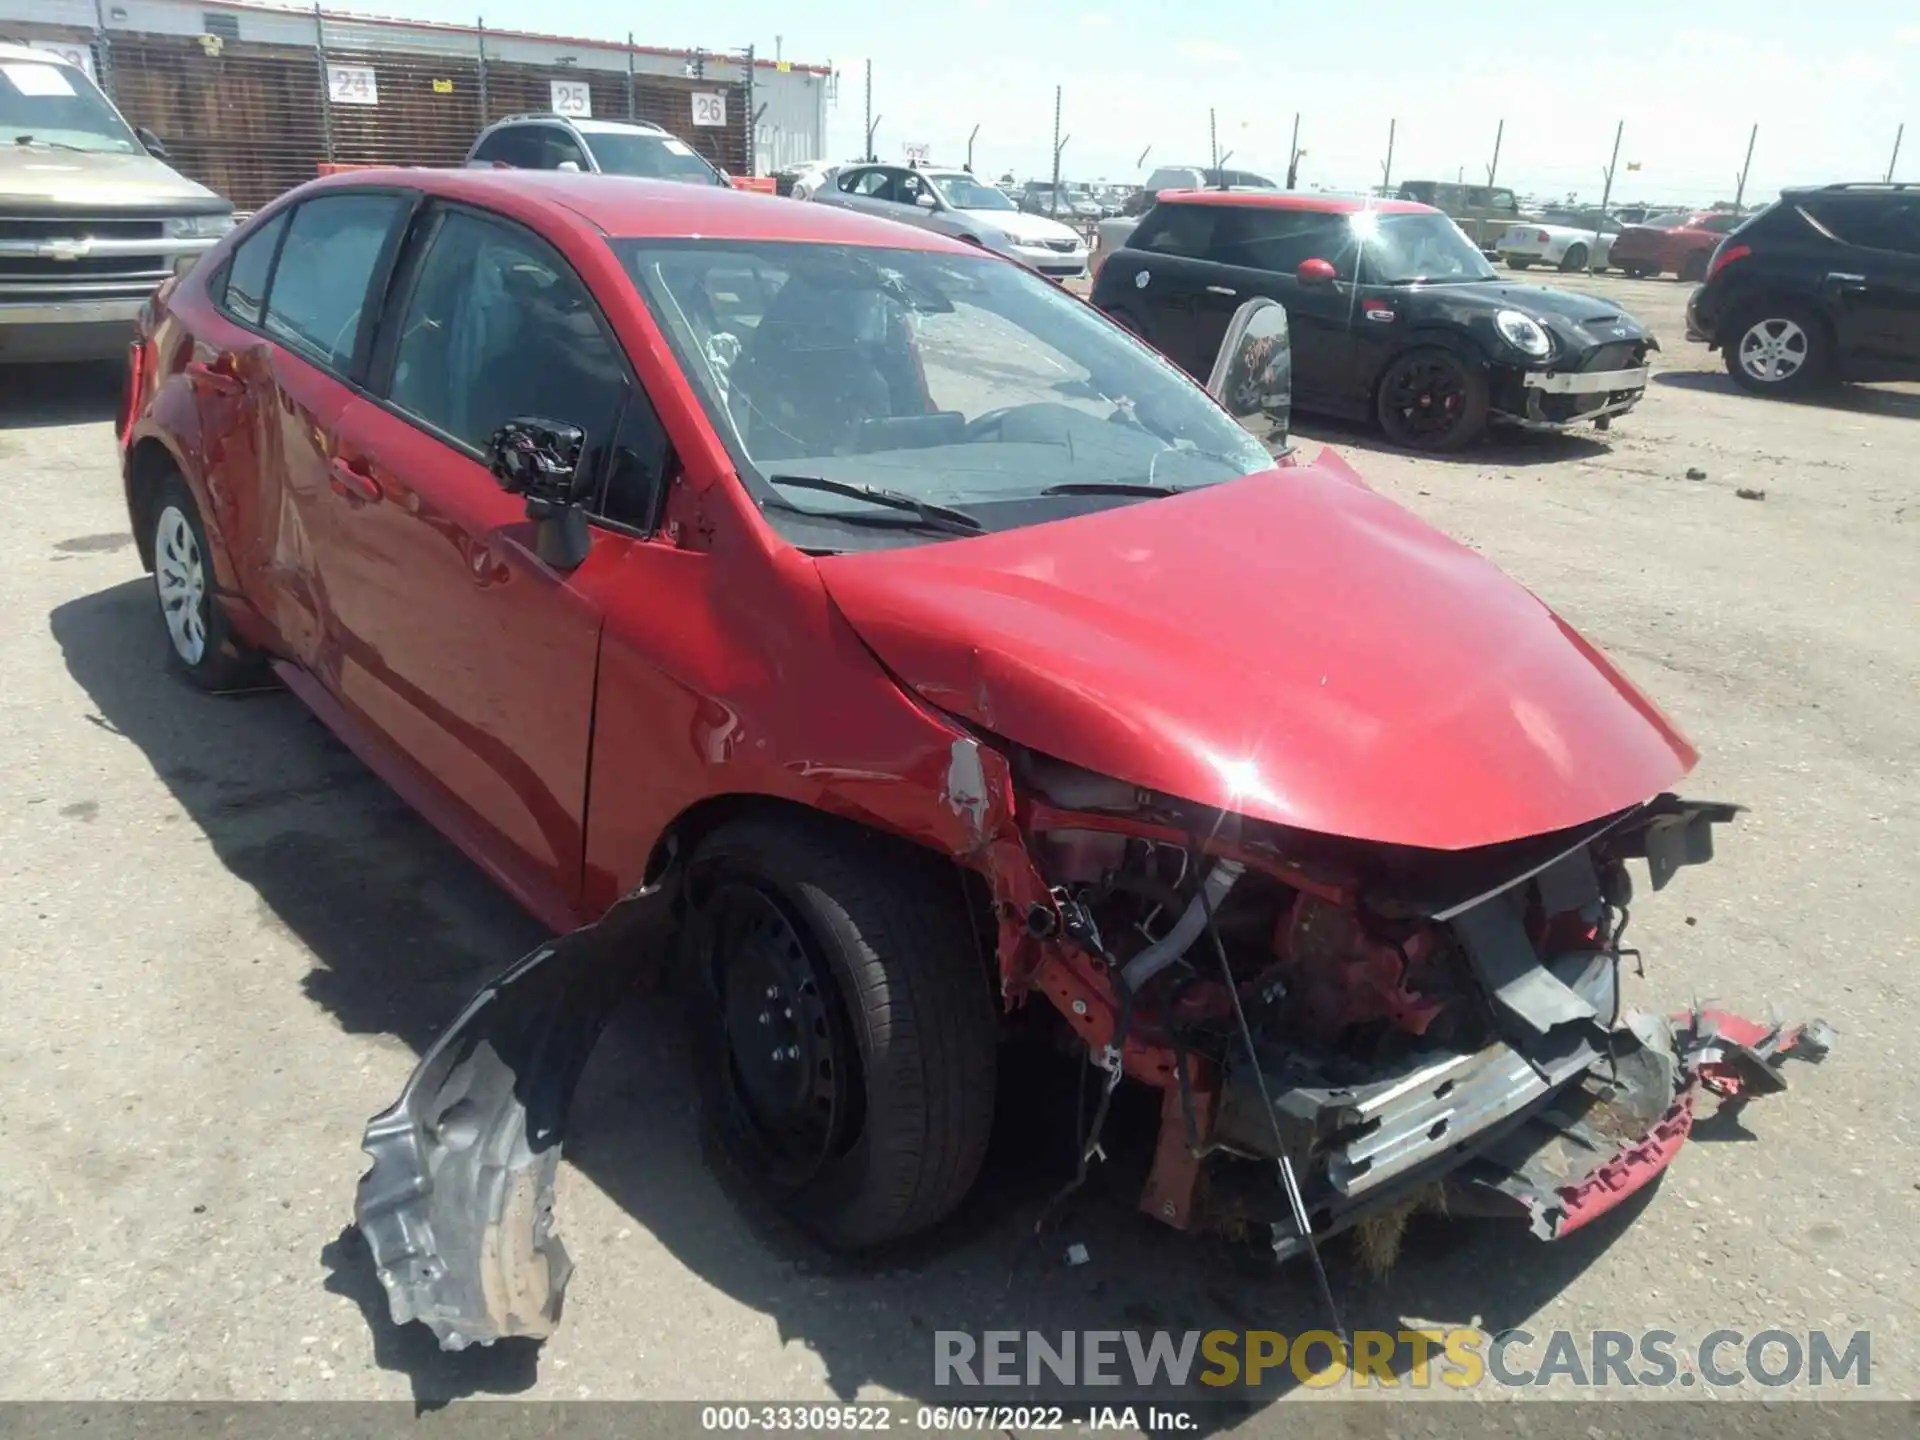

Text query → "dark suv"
[1686,184,1920,396]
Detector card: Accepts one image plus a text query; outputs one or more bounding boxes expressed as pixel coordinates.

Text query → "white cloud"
[1080,12,1110,26]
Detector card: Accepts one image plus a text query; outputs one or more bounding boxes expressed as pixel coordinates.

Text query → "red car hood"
[814,455,1696,852]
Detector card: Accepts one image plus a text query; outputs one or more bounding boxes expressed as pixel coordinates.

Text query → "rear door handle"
[329,457,383,504]
[185,358,242,396]
[1206,284,1238,296]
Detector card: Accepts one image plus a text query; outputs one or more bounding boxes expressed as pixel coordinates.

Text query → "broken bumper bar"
[1523,365,1651,394]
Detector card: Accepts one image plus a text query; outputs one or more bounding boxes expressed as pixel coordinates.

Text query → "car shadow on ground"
[1289,414,1615,469]
[53,575,1654,1417]
[1653,368,1920,420]
[0,360,122,430]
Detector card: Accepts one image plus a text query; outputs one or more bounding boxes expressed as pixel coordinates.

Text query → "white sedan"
[1497,209,1626,273]
[809,163,1090,278]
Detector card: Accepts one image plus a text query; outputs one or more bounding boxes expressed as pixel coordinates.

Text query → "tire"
[1622,263,1655,279]
[1506,258,1533,271]
[1723,301,1831,397]
[1678,252,1708,284]
[149,475,261,691]
[1559,243,1589,273]
[1375,346,1490,452]
[685,815,998,1250]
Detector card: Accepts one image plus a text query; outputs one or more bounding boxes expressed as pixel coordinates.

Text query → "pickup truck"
[1,40,234,364]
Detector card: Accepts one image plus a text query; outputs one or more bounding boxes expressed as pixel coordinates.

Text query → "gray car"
[0,41,235,364]
[810,164,1089,278]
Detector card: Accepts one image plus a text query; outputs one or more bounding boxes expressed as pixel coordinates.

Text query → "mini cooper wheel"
[1376,347,1490,452]
[150,476,259,690]
[1725,303,1830,397]
[686,816,997,1250]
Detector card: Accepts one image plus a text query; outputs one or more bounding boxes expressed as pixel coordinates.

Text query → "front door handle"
[1206,284,1238,296]
[185,357,242,396]
[329,457,383,503]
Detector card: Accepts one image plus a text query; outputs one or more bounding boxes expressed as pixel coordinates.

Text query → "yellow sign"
[776,60,791,72]
[1626,160,1642,171]
[432,78,453,93]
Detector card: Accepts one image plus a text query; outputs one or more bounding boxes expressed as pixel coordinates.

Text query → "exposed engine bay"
[1008,751,1830,1255]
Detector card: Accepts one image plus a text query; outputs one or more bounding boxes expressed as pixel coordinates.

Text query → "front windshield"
[616,240,1273,545]
[584,132,722,185]
[926,174,1015,211]
[1,58,140,152]
[1350,212,1497,284]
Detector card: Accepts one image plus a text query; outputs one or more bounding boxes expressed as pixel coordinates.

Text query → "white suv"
[465,114,727,186]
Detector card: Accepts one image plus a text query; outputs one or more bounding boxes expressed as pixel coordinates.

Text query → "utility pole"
[1734,123,1757,212]
[863,59,874,160]
[1049,85,1065,218]
[1487,118,1504,186]
[1286,112,1301,189]
[1889,124,1904,183]
[1380,118,1396,194]
[1209,107,1218,176]
[1136,144,1151,173]
[966,123,979,172]
[1591,119,1623,272]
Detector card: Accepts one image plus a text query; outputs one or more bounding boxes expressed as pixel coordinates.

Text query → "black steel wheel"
[1375,347,1490,452]
[1559,243,1590,273]
[686,815,998,1249]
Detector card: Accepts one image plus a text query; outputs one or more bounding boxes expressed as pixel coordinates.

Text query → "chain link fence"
[9,11,755,212]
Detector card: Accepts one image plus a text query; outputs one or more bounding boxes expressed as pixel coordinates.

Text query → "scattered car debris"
[1686,467,1708,480]
[1065,1243,1091,1267]
[1737,486,1768,500]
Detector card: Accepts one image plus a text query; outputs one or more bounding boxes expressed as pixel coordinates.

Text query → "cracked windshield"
[619,240,1271,540]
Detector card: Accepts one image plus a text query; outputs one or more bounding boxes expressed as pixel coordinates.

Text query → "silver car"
[811,164,1089,278]
[1,40,235,364]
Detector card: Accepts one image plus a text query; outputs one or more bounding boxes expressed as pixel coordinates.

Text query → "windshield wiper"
[1039,480,1182,497]
[13,136,93,153]
[765,473,985,536]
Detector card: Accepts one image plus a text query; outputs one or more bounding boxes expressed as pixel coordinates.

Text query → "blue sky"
[387,0,1912,203]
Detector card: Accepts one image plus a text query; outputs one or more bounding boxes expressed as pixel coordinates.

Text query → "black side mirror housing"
[488,417,591,569]
[135,126,170,160]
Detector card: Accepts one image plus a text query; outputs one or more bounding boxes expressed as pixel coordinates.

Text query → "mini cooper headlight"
[1495,309,1552,358]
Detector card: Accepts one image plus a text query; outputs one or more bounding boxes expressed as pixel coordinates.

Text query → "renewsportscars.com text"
[934,1328,1872,1391]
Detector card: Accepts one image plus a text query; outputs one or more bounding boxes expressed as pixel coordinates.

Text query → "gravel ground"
[0,270,1914,1412]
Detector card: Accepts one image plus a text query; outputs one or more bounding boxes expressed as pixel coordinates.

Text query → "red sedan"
[1610,210,1746,280]
[118,168,1822,1351]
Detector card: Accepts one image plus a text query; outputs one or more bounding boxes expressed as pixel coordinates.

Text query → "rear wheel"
[1622,263,1655,279]
[150,475,261,691]
[1376,347,1490,452]
[686,816,998,1250]
[1724,302,1830,397]
[1559,243,1589,273]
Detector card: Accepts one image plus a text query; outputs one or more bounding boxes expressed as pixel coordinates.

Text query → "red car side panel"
[315,397,608,913]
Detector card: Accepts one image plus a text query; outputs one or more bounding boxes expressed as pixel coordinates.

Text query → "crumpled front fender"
[353,871,678,1350]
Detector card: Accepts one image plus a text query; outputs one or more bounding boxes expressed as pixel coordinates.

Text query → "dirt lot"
[1,270,1915,1411]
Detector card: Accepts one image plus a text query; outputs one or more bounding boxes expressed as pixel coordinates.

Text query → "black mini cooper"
[1090,190,1655,450]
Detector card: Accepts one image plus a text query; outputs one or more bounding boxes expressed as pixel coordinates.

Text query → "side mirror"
[556,159,582,173]
[1296,257,1337,285]
[914,192,937,209]
[488,417,591,569]
[1205,297,1291,456]
[136,126,170,161]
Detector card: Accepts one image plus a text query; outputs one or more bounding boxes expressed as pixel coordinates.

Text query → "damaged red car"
[118,168,1827,1352]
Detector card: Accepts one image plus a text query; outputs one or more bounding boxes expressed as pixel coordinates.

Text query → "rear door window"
[472,127,536,167]
[1132,203,1216,257]
[1802,195,1920,255]
[217,209,288,326]
[262,192,408,375]
[1206,208,1349,273]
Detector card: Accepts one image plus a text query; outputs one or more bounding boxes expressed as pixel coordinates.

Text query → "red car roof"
[1157,189,1434,216]
[305,167,974,249]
